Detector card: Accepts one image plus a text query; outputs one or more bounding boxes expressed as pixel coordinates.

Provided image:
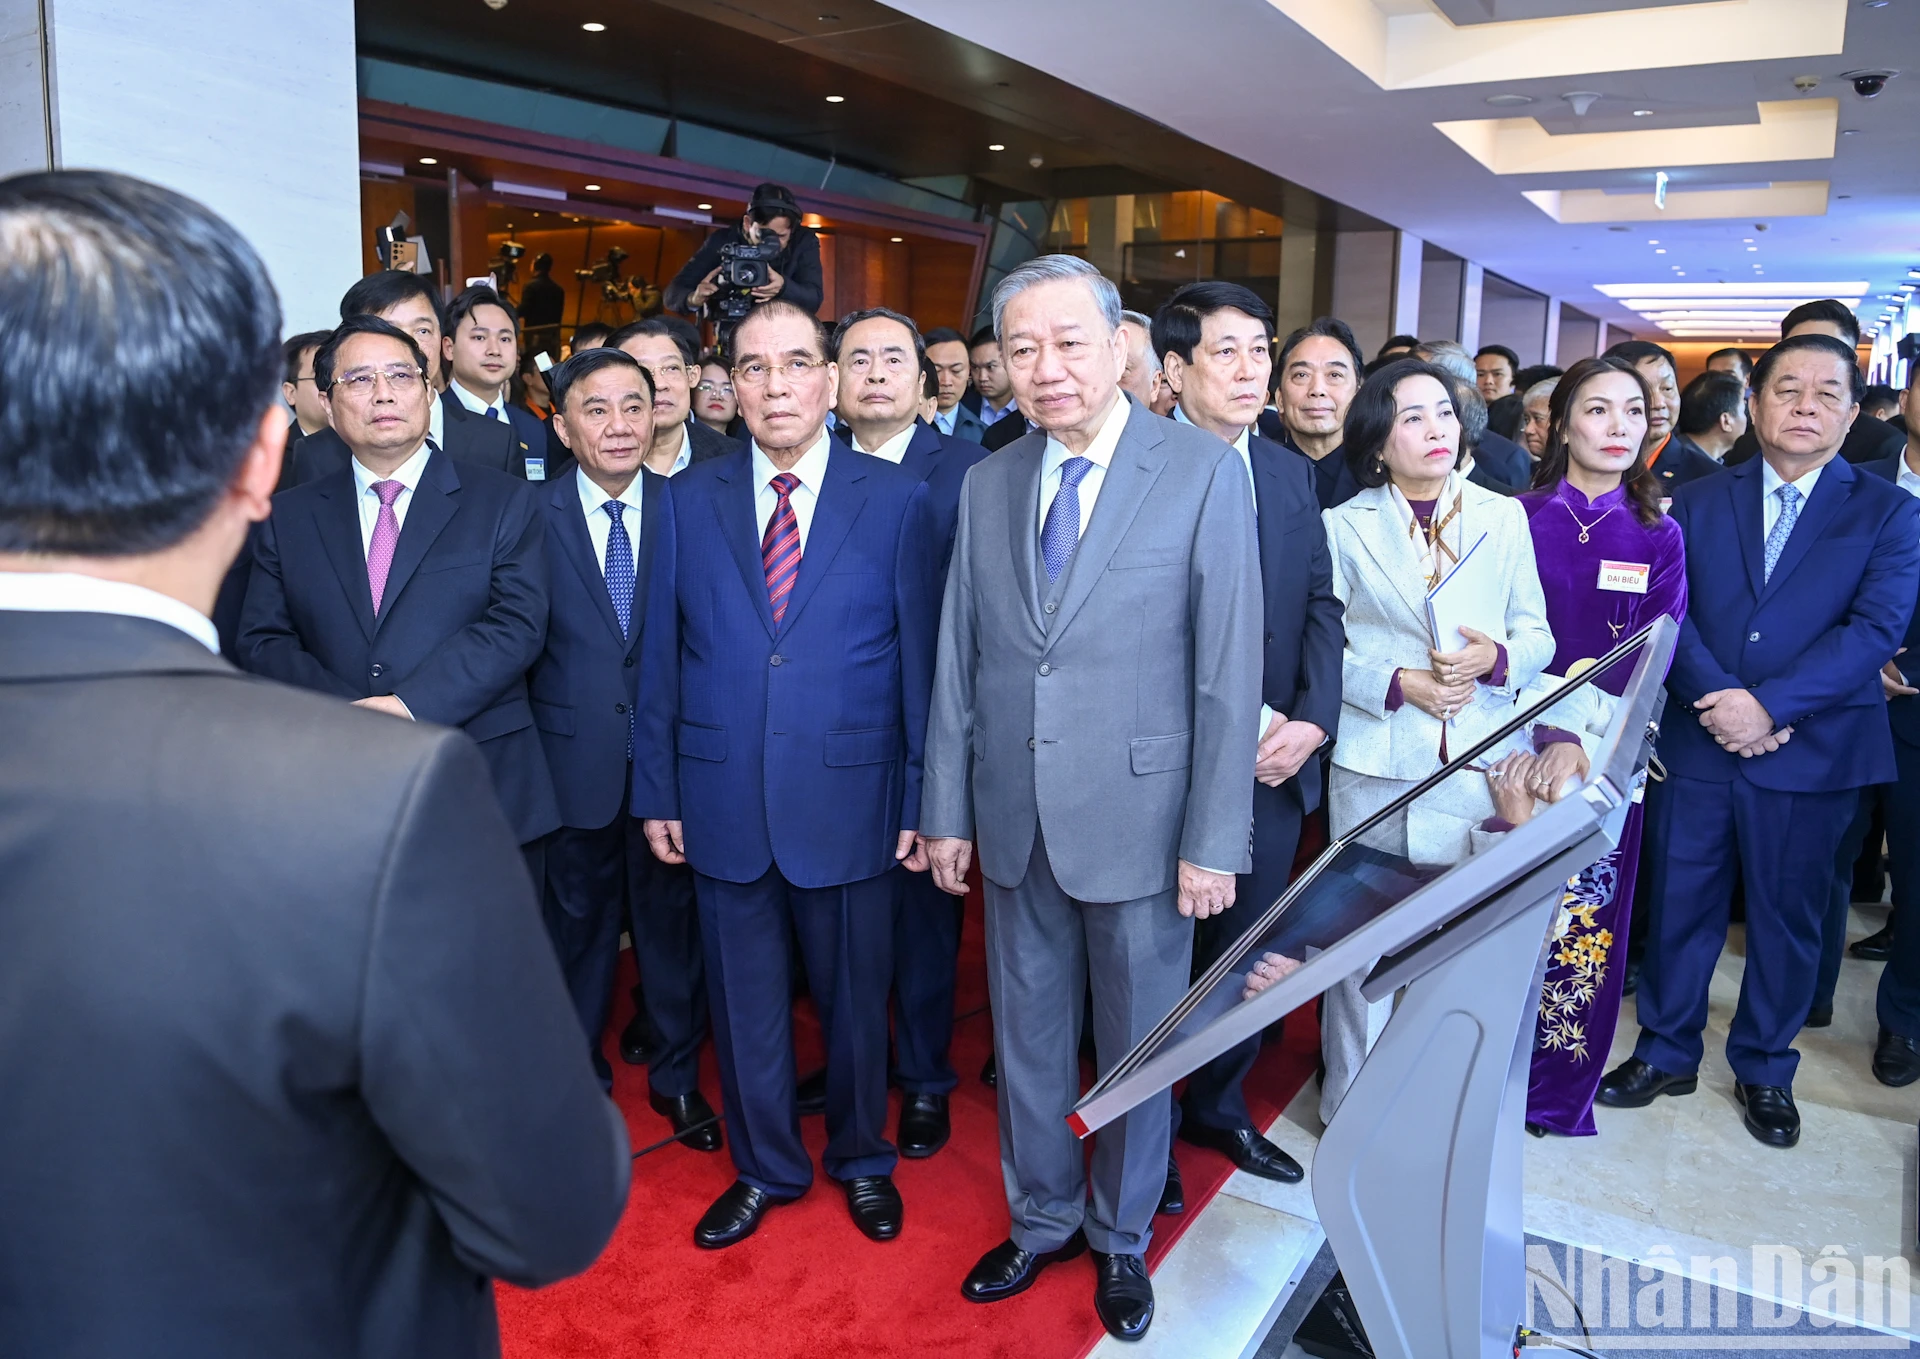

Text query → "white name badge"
[1598,560,1650,594]
[525,457,546,482]
[1659,497,1673,514]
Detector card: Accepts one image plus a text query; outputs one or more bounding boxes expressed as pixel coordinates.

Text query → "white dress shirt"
[1760,458,1824,541]
[352,442,434,557]
[752,429,833,550]
[933,406,958,437]
[1897,453,1920,501]
[1037,394,1132,542]
[852,423,916,465]
[427,394,445,451]
[0,571,219,653]
[657,423,694,477]
[576,465,645,573]
[450,380,510,423]
[1172,404,1257,503]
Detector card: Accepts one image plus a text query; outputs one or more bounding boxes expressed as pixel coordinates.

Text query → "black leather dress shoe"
[1092,1251,1155,1342]
[694,1180,795,1249]
[618,1011,654,1067]
[1177,1121,1305,1184]
[1157,1155,1184,1216]
[1853,924,1895,961]
[980,1053,997,1088]
[962,1232,1087,1303]
[898,1092,950,1158]
[1595,1057,1697,1109]
[1735,1082,1800,1148]
[649,1088,723,1152]
[1804,1003,1834,1029]
[1873,1027,1920,1087]
[838,1174,904,1241]
[796,1067,827,1116]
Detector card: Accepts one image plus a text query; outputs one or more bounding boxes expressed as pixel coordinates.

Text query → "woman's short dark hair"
[1343,358,1462,490]
[0,170,282,555]
[549,347,653,412]
[1532,356,1664,527]
[311,315,430,393]
[1751,333,1865,404]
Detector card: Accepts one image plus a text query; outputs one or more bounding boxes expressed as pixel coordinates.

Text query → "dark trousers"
[1815,790,1881,1012]
[1635,773,1858,1087]
[694,864,897,1197]
[1878,739,1920,1038]
[891,864,964,1095]
[544,816,706,1096]
[1181,782,1304,1132]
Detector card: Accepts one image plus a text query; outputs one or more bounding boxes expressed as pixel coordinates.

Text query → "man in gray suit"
[919,255,1263,1343]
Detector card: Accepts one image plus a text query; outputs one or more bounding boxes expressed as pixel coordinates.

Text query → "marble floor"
[1131,900,1920,1358]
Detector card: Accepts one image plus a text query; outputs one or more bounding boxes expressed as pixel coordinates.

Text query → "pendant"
[1607,620,1623,639]
[1578,528,1590,544]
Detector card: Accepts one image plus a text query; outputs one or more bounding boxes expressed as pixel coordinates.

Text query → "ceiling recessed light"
[1655,248,1667,254]
[1633,109,1654,117]
[988,143,1005,152]
[584,184,601,191]
[418,156,438,165]
[824,95,845,103]
[1648,239,1659,245]
[1675,272,1686,277]
[1485,93,1534,107]
[581,21,605,32]
[1747,245,1758,251]
[890,236,903,243]
[697,203,712,211]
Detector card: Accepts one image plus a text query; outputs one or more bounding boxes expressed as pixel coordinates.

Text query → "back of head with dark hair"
[1602,338,1677,375]
[1476,344,1521,371]
[571,321,613,352]
[607,317,697,366]
[311,314,429,393]
[1678,370,1746,436]
[1513,364,1563,390]
[830,306,924,363]
[1375,334,1420,361]
[1780,299,1859,347]
[967,325,998,351]
[444,284,518,336]
[1277,316,1367,381]
[920,351,940,402]
[283,329,333,384]
[1150,280,1276,366]
[340,269,441,327]
[1751,332,1865,406]
[923,326,965,349]
[548,346,653,412]
[0,169,282,555]
[1861,383,1899,415]
[1341,358,1462,490]
[1706,347,1753,381]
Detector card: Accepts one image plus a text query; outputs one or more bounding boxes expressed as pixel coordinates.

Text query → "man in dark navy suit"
[527,348,720,1150]
[1154,281,1344,1191]
[1600,334,1920,1148]
[831,306,991,1160]
[926,327,989,443]
[610,318,740,476]
[1726,302,1907,469]
[1274,318,1366,509]
[635,299,940,1250]
[239,315,560,871]
[1604,340,1722,498]
[441,284,556,482]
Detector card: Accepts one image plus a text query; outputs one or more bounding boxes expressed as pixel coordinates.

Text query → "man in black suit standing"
[612,318,740,474]
[1273,317,1366,509]
[286,272,525,485]
[442,283,555,481]
[239,315,561,874]
[530,346,722,1147]
[0,169,625,1359]
[1154,281,1344,1191]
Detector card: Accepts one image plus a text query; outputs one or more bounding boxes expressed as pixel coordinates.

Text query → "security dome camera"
[1846,70,1894,98]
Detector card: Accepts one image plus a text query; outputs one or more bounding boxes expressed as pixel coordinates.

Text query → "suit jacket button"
[1749,631,1761,642]
[623,656,635,668]
[1044,601,1057,614]
[1039,663,1051,676]
[1028,738,1036,750]
[770,654,784,666]
[369,663,384,678]
[615,702,628,714]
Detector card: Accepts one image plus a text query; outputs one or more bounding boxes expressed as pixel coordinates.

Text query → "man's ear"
[233,404,289,524]
[1162,352,1186,398]
[550,409,574,452]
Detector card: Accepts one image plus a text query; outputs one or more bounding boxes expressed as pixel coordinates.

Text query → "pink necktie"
[366,480,404,613]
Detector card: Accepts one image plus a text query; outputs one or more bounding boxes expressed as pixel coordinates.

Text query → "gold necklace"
[1562,497,1620,545]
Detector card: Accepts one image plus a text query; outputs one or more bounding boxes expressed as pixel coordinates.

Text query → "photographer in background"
[665,182,824,326]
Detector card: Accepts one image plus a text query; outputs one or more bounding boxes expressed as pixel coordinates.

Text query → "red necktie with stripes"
[761,472,802,625]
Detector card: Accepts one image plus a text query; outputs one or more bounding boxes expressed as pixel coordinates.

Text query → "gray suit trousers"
[984,827,1193,1256]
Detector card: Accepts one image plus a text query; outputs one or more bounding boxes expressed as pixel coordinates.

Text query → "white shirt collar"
[352,441,434,497]
[576,463,644,515]
[1897,451,1920,499]
[751,427,833,495]
[853,422,918,465]
[665,422,694,476]
[1171,402,1252,458]
[450,380,505,417]
[427,394,444,449]
[1760,456,1825,500]
[0,571,219,654]
[1042,392,1130,478]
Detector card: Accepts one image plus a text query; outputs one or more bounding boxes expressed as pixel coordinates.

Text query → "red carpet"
[498,887,1318,1359]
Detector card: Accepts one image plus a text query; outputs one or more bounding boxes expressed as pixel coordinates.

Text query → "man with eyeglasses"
[239,314,560,882]
[610,319,740,479]
[635,299,941,1252]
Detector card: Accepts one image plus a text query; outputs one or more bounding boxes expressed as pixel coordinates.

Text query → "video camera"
[712,236,782,320]
[489,236,526,289]
[575,246,630,300]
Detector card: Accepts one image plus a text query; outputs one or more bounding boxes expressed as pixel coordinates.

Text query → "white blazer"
[1323,479,1555,783]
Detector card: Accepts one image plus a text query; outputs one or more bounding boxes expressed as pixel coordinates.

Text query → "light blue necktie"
[1763,484,1802,583]
[605,501,635,758]
[1041,457,1095,583]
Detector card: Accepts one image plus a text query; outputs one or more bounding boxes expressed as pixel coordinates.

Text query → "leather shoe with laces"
[1734,1082,1799,1148]
[1874,1027,1920,1087]
[961,1232,1087,1303]
[648,1088,722,1152]
[1178,1121,1304,1184]
[898,1093,950,1158]
[837,1174,903,1241]
[1092,1251,1155,1342]
[1157,1155,1184,1216]
[694,1180,796,1249]
[1852,924,1895,961]
[1595,1057,1697,1109]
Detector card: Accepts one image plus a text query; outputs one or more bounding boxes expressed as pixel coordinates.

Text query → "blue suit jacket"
[1865,454,1920,750]
[239,447,561,841]
[528,468,677,831]
[900,421,991,592]
[1663,454,1920,791]
[634,439,941,888]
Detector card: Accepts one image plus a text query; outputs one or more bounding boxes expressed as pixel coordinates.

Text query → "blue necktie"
[1763,484,1802,583]
[605,501,636,758]
[1042,456,1095,583]
[484,405,501,423]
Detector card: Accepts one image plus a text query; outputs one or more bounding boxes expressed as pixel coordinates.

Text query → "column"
[1458,262,1486,354]
[1389,230,1422,340]
[0,0,363,333]
[1542,297,1564,371]
[1083,194,1135,286]
[1277,218,1326,337]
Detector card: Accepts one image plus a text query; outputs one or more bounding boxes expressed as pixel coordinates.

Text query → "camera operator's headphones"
[747,183,802,226]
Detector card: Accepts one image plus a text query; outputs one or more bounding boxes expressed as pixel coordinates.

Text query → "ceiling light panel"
[1522,182,1828,224]
[1436,100,1837,176]
[1595,281,1868,299]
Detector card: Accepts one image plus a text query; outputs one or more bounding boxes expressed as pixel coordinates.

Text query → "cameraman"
[665,182,824,320]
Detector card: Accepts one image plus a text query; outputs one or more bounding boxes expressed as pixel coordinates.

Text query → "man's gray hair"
[1416,340,1488,448]
[1523,377,1559,406]
[991,254,1123,343]
[1119,309,1163,374]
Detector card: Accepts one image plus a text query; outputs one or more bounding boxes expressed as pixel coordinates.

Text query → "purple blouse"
[1516,480,1687,695]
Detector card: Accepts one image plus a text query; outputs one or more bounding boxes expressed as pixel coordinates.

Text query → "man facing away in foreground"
[0,170,628,1359]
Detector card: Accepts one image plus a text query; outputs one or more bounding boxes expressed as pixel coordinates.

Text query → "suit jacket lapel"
[714,458,776,639]
[629,468,664,657]
[1004,438,1047,631]
[1759,455,1852,601]
[777,441,865,635]
[1046,407,1167,649]
[1251,438,1289,584]
[548,476,627,646]
[1729,460,1767,601]
[1348,489,1432,629]
[373,449,459,632]
[313,470,377,640]
[897,423,943,483]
